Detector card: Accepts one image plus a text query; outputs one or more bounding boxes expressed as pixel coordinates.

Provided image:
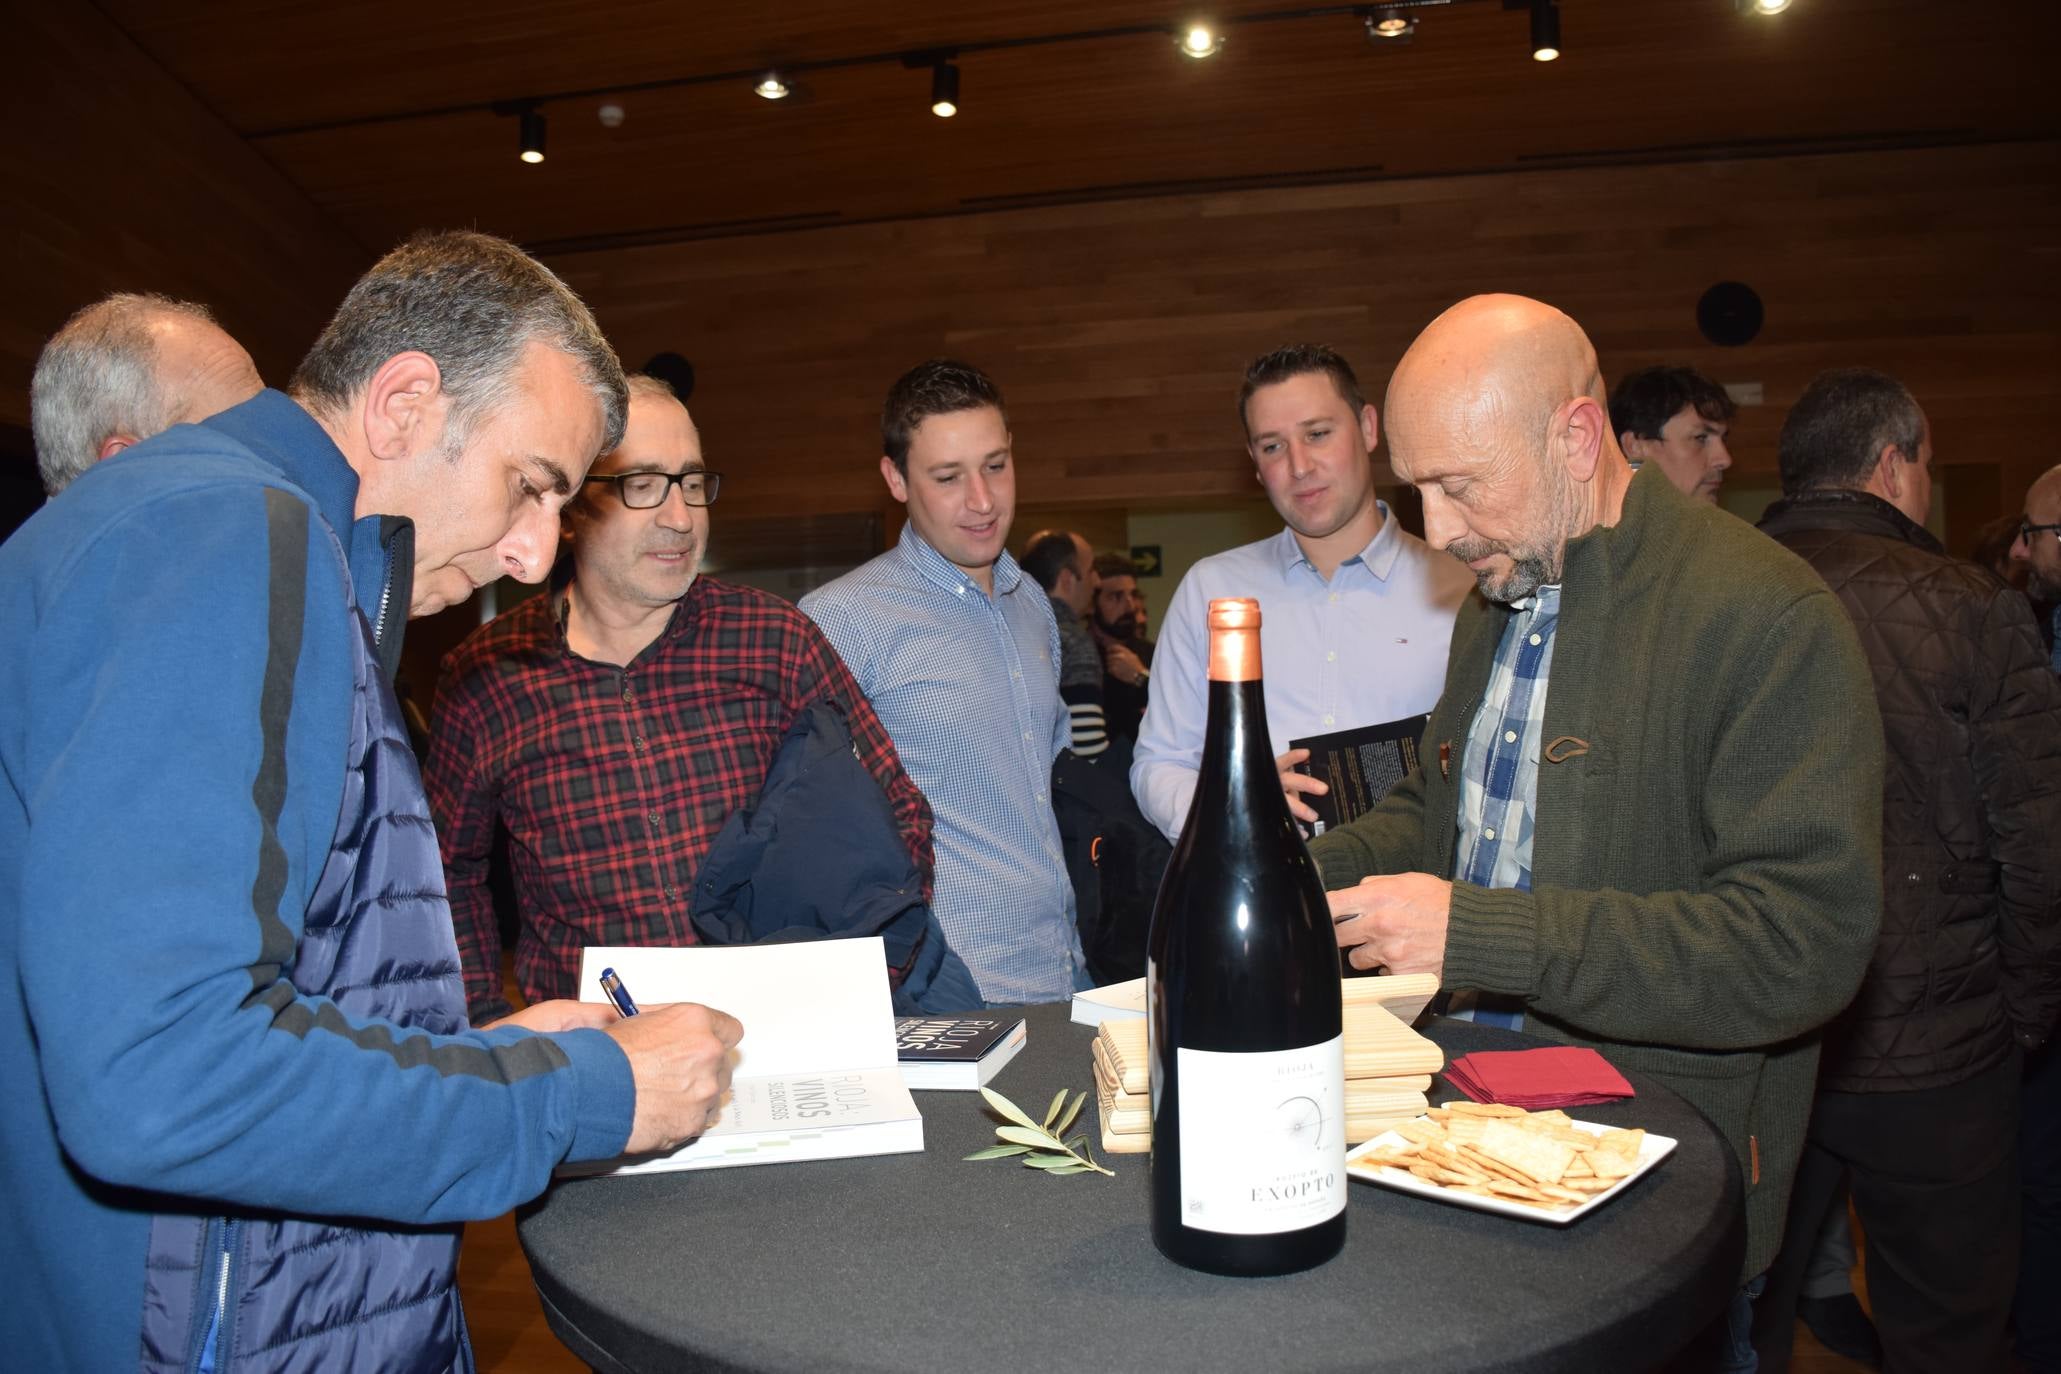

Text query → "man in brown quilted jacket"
[1757,367,2061,1373]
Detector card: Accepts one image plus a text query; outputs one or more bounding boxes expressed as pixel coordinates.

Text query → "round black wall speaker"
[642,351,697,402]
[1696,282,1764,348]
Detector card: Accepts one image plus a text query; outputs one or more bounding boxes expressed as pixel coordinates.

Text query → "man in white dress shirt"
[1131,344,1474,841]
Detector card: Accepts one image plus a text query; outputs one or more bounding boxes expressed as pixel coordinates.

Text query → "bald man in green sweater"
[1317,296,1881,1369]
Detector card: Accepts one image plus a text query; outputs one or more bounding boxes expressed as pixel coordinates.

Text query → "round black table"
[518,1004,1743,1373]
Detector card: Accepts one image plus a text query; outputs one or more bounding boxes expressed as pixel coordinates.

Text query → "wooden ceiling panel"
[90,0,2061,256]
[99,0,1215,133]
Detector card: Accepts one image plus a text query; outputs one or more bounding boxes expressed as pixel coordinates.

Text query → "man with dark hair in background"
[2007,460,2061,1373]
[1609,363,1738,505]
[1021,527,1109,756]
[1090,550,1153,742]
[803,361,1085,1004]
[0,231,741,1371]
[427,375,944,1024]
[1132,343,1472,841]
[2014,465,2061,667]
[1755,366,2061,1373]
[30,292,263,495]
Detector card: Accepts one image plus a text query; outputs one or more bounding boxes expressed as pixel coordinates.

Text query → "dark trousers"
[1758,1052,2021,1374]
[2020,1042,2061,1371]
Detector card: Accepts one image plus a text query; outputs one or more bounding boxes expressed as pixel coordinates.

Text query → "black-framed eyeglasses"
[585,469,723,509]
[2018,519,2061,545]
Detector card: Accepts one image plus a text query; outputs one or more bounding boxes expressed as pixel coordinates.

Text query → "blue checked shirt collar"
[1456,585,1562,894]
[894,520,1026,601]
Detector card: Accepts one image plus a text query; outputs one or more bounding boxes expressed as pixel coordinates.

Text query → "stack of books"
[894,1014,1027,1090]
[1090,974,1444,1155]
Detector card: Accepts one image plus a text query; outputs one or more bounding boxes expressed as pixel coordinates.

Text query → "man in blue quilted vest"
[0,231,742,1373]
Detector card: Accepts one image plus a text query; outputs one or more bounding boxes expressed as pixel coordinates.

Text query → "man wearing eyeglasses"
[2012,465,2061,672]
[424,375,937,1023]
[2008,462,2061,1374]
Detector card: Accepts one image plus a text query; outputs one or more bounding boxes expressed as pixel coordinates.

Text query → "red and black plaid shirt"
[424,576,933,1023]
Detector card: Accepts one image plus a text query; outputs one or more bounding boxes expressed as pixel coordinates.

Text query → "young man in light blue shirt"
[803,361,1085,1005]
[1132,344,1474,841]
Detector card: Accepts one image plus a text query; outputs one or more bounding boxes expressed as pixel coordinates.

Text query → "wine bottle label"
[1173,1036,1347,1235]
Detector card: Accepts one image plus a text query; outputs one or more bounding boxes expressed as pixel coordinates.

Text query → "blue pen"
[598,967,640,1018]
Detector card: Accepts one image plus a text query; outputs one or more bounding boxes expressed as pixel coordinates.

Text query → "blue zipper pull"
[196,1218,238,1374]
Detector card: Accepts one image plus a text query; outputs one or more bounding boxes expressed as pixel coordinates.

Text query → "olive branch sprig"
[963,1085,1115,1176]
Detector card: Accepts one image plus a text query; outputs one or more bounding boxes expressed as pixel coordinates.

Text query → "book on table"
[893,1014,1028,1090]
[559,937,923,1177]
[1068,976,1147,1027]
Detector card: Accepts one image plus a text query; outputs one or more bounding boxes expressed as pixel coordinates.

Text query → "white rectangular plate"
[1344,1116,1677,1226]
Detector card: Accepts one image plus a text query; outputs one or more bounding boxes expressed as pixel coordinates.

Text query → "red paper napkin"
[1443,1047,1635,1109]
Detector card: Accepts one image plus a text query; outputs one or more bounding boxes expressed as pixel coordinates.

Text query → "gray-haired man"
[1,231,741,1371]
[1756,367,2061,1371]
[29,292,264,495]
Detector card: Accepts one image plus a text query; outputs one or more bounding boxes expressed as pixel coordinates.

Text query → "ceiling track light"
[452,7,1590,166]
[1529,0,1561,61]
[929,61,960,117]
[518,107,546,164]
[1365,7,1418,43]
[1177,22,1224,58]
[1739,0,1792,12]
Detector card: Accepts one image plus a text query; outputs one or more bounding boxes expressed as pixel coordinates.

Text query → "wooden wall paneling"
[0,6,369,432]
[1944,463,2004,566]
[550,141,2060,553]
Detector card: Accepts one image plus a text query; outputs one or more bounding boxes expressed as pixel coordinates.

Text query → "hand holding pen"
[595,968,744,1154]
[600,966,639,1017]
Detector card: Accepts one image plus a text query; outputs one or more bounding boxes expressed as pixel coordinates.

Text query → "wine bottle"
[1147,596,1347,1276]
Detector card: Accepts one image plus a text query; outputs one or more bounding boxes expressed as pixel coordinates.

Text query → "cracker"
[1475,1118,1578,1186]
[1441,1117,1492,1146]
[1457,1142,1542,1188]
[1587,1149,1637,1180]
[1596,1128,1646,1161]
[1422,1145,1490,1181]
[1396,1119,1448,1147]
